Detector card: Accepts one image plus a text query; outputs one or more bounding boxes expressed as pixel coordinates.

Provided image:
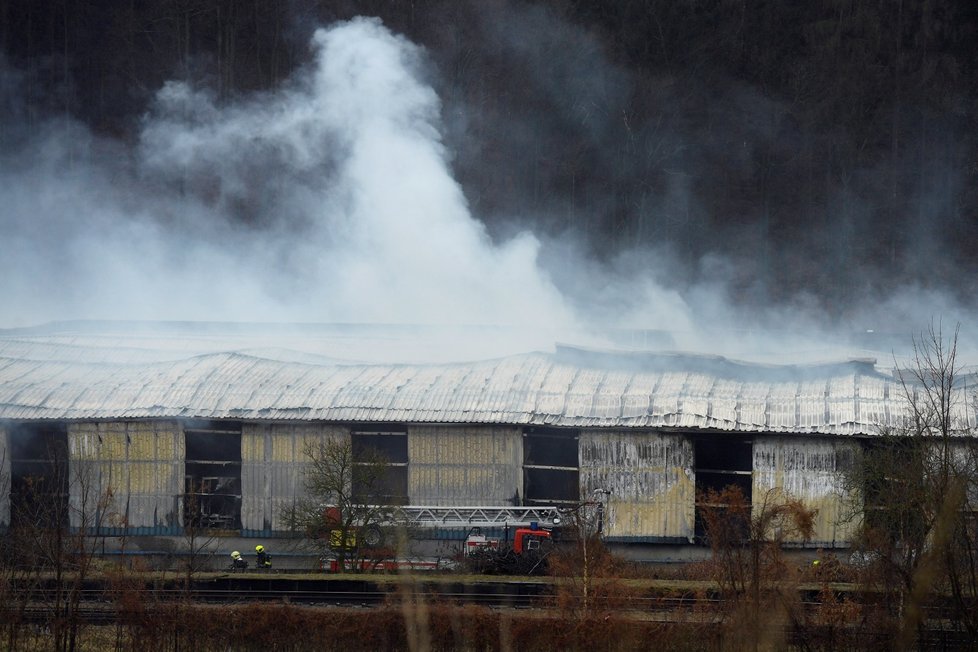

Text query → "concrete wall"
[753,436,861,547]
[408,425,522,505]
[580,430,694,542]
[69,421,183,532]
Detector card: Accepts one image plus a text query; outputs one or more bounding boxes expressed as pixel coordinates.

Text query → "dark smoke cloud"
[0,7,975,366]
[420,1,978,362]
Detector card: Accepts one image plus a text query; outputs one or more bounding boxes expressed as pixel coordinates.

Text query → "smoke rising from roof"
[2,19,573,350]
[0,16,974,365]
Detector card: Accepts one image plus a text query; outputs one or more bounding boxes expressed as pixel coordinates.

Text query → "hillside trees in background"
[844,324,978,648]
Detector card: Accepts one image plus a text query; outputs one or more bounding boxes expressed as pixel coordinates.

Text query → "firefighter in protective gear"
[230,550,247,570]
[255,544,272,568]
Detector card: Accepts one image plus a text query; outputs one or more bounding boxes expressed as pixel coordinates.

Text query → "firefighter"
[255,544,272,569]
[230,550,247,570]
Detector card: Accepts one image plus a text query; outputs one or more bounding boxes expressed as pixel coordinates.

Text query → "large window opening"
[523,427,580,506]
[9,423,69,529]
[351,426,408,505]
[859,437,926,542]
[183,420,242,530]
[694,436,753,541]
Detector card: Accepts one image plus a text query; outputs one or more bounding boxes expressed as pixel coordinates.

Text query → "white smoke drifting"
[2,19,573,343]
[0,17,973,365]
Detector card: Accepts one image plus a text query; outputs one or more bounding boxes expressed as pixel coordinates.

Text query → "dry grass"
[0,550,941,652]
[35,603,707,652]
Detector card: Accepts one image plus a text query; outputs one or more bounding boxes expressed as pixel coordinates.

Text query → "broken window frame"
[183,420,242,531]
[858,436,929,541]
[693,435,753,542]
[522,427,580,506]
[8,422,69,530]
[351,425,409,505]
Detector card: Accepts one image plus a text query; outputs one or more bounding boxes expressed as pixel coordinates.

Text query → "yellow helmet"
[231,551,241,559]
[255,545,264,553]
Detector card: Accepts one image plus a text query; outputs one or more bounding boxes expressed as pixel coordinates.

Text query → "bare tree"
[547,492,632,620]
[4,437,120,652]
[282,438,399,572]
[181,484,218,580]
[698,485,816,650]
[843,323,978,648]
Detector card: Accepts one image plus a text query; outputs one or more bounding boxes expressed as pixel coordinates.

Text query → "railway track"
[6,573,977,623]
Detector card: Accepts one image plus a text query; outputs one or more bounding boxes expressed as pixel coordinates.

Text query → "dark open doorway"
[183,420,242,531]
[693,436,753,541]
[9,422,69,529]
[522,427,580,506]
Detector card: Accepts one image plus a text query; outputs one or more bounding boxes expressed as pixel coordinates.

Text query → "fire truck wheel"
[362,524,383,547]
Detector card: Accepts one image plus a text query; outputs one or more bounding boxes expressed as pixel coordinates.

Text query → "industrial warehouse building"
[1,321,974,559]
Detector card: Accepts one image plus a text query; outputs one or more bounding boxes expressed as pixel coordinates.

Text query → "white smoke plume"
[2,19,576,342]
[0,17,973,366]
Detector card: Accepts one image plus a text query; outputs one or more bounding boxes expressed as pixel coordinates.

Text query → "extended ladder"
[379,506,562,528]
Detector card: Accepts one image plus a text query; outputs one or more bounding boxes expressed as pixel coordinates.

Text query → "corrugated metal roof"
[1,328,974,435]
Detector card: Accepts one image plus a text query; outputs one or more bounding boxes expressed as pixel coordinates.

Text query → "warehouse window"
[860,437,926,541]
[351,426,408,505]
[523,427,580,506]
[9,423,69,529]
[694,436,753,541]
[183,420,242,530]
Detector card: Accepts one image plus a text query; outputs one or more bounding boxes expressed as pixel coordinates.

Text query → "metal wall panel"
[753,436,861,547]
[128,422,163,460]
[580,430,694,541]
[67,421,183,531]
[0,425,8,527]
[241,423,347,532]
[240,423,267,532]
[128,462,171,494]
[768,383,799,430]
[407,425,521,505]
[738,382,769,429]
[950,440,978,506]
